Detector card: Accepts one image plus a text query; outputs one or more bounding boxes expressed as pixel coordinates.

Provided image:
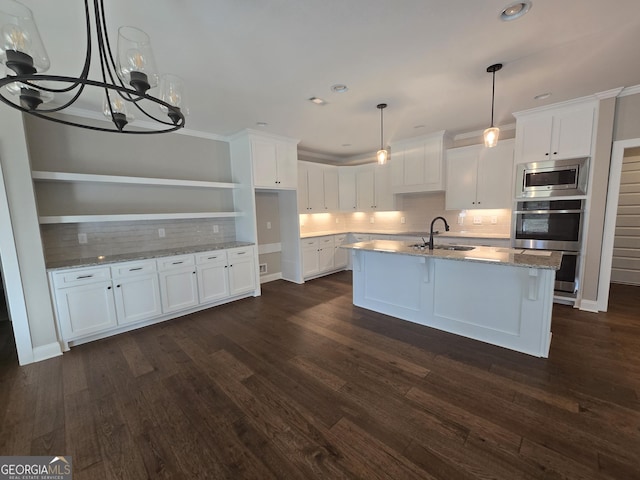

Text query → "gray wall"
[255,191,282,278]
[614,93,640,141]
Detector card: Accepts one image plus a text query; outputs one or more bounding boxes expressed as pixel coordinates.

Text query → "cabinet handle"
[545,152,550,156]
[236,252,246,255]
[472,201,475,204]
[172,261,184,265]
[193,271,196,274]
[477,201,481,204]
[117,284,121,288]
[553,152,558,155]
[207,256,218,260]
[129,267,143,271]
[230,264,233,267]
[77,274,93,279]
[107,286,112,290]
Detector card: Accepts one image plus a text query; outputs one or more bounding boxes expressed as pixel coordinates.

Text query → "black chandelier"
[0,0,186,134]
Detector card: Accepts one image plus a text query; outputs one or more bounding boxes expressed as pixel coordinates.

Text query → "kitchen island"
[343,240,562,357]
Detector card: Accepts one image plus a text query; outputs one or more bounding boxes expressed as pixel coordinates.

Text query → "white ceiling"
[13,0,640,163]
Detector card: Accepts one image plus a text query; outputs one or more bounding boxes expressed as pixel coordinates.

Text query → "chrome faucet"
[429,216,450,250]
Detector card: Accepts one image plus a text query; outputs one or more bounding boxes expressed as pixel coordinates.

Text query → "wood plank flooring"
[1,272,639,479]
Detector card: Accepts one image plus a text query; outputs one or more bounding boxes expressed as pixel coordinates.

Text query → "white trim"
[597,138,640,312]
[297,149,342,163]
[618,85,640,98]
[32,171,238,189]
[513,95,599,118]
[453,123,516,141]
[578,299,600,313]
[260,272,282,284]
[32,342,63,363]
[593,87,625,100]
[227,128,300,144]
[39,211,241,224]
[0,159,34,365]
[258,242,282,255]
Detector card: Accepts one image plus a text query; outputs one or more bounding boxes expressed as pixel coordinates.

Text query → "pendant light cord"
[380,107,384,150]
[490,69,496,128]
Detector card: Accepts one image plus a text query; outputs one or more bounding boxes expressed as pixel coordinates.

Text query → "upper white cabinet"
[298,162,340,213]
[445,139,515,210]
[251,136,298,189]
[338,169,357,211]
[390,131,451,193]
[356,164,395,211]
[514,101,596,163]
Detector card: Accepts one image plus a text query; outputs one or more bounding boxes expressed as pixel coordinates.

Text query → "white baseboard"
[578,299,600,313]
[31,342,63,364]
[260,272,283,284]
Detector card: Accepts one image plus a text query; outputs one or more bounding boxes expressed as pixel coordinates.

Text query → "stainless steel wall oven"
[512,199,584,295]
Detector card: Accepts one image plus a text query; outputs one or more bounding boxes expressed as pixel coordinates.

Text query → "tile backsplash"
[41,218,236,263]
[299,192,512,236]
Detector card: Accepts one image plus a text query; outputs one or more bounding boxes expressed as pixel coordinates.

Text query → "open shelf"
[39,211,243,224]
[32,171,239,189]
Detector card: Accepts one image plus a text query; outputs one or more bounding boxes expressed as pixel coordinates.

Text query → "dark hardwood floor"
[1,272,639,479]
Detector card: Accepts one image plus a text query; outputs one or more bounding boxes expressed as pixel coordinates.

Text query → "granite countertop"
[46,241,255,270]
[300,229,510,240]
[342,240,562,270]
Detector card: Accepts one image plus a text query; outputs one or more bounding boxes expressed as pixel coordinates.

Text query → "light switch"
[369,216,375,224]
[158,228,165,238]
[491,216,498,225]
[401,217,406,224]
[78,233,87,244]
[473,216,482,225]
[213,225,219,233]
[266,221,272,229]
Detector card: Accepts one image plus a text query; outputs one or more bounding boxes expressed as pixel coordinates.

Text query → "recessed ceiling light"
[256,121,268,127]
[309,97,327,105]
[414,125,426,129]
[534,92,551,100]
[500,1,532,21]
[331,84,349,93]
[342,143,352,147]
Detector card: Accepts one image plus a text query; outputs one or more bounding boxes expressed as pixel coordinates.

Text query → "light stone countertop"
[300,230,510,240]
[46,241,255,270]
[342,240,562,270]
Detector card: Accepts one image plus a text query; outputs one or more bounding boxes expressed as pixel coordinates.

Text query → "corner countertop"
[343,240,562,270]
[300,229,510,240]
[46,241,255,271]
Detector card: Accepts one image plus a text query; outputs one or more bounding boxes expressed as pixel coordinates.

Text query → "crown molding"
[227,128,300,144]
[618,84,640,98]
[453,123,516,141]
[594,87,624,100]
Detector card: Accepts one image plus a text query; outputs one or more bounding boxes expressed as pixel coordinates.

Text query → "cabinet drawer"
[111,259,157,278]
[196,250,228,265]
[228,247,253,260]
[334,234,347,244]
[317,236,334,247]
[300,238,318,248]
[157,254,195,271]
[52,266,111,288]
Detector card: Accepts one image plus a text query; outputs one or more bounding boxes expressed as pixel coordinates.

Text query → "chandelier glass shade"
[0,0,186,134]
[483,63,502,148]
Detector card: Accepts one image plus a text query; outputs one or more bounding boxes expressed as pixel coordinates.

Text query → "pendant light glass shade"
[0,1,49,74]
[483,63,503,148]
[376,103,388,165]
[116,26,159,94]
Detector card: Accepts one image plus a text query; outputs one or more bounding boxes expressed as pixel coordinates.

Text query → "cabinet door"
[476,140,515,209]
[251,139,278,187]
[302,246,320,278]
[552,105,595,159]
[334,244,348,269]
[159,266,199,313]
[423,137,445,190]
[318,247,334,273]
[323,168,339,211]
[306,163,325,212]
[374,164,395,211]
[515,114,554,163]
[228,247,256,296]
[114,274,162,325]
[403,142,426,187]
[55,281,117,339]
[197,263,230,303]
[275,142,298,189]
[339,169,357,211]
[297,163,309,213]
[356,168,375,210]
[445,146,479,210]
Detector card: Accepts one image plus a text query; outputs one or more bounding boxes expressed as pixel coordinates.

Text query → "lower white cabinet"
[53,270,118,340]
[158,254,199,313]
[334,234,349,269]
[301,238,320,278]
[301,235,350,280]
[49,245,257,346]
[112,260,162,325]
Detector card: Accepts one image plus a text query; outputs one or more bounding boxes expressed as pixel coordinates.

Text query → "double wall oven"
[512,157,589,297]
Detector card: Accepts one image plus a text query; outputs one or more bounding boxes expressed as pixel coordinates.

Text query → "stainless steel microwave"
[515,157,589,198]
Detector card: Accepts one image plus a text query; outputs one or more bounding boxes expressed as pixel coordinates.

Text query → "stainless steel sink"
[434,245,475,251]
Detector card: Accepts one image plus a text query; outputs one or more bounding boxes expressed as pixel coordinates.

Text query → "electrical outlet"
[400,216,406,224]
[335,218,339,224]
[213,225,219,233]
[78,233,87,244]
[458,215,464,225]
[473,216,482,225]
[369,216,375,224]
[259,263,267,274]
[266,221,271,230]
[491,216,498,225]
[158,228,165,238]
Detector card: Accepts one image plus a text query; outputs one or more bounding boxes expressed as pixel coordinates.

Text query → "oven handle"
[514,209,583,214]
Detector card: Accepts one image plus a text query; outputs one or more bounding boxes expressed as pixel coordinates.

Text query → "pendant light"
[0,0,186,134]
[376,103,388,165]
[483,63,503,148]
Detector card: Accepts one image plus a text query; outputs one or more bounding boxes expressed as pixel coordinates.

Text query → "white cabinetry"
[334,234,348,269]
[298,162,340,213]
[111,260,162,325]
[196,251,230,303]
[157,254,199,313]
[514,101,596,163]
[51,267,117,340]
[300,235,346,280]
[445,139,514,210]
[338,169,357,211]
[390,131,450,193]
[301,238,320,278]
[250,135,298,189]
[227,247,257,295]
[356,164,395,211]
